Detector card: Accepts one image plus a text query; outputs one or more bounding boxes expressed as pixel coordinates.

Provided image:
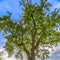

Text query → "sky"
[0,0,60,60]
[0,0,60,19]
[0,0,21,19]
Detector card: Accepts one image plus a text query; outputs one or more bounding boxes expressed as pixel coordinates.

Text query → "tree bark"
[26,48,35,60]
[27,55,35,60]
[31,50,35,60]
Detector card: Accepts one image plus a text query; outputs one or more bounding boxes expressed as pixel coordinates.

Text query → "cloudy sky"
[0,0,60,60]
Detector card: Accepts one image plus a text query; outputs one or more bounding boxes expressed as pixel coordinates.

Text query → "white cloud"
[0,47,17,60]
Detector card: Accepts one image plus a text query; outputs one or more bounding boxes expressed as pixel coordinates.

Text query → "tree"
[0,0,60,60]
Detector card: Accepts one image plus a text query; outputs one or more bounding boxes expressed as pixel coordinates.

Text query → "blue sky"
[0,0,40,19]
[0,0,60,19]
[0,0,60,47]
[0,0,22,19]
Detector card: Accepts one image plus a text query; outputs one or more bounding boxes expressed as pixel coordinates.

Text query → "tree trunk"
[27,55,35,60]
[30,47,35,60]
[30,54,35,60]
[26,51,35,60]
